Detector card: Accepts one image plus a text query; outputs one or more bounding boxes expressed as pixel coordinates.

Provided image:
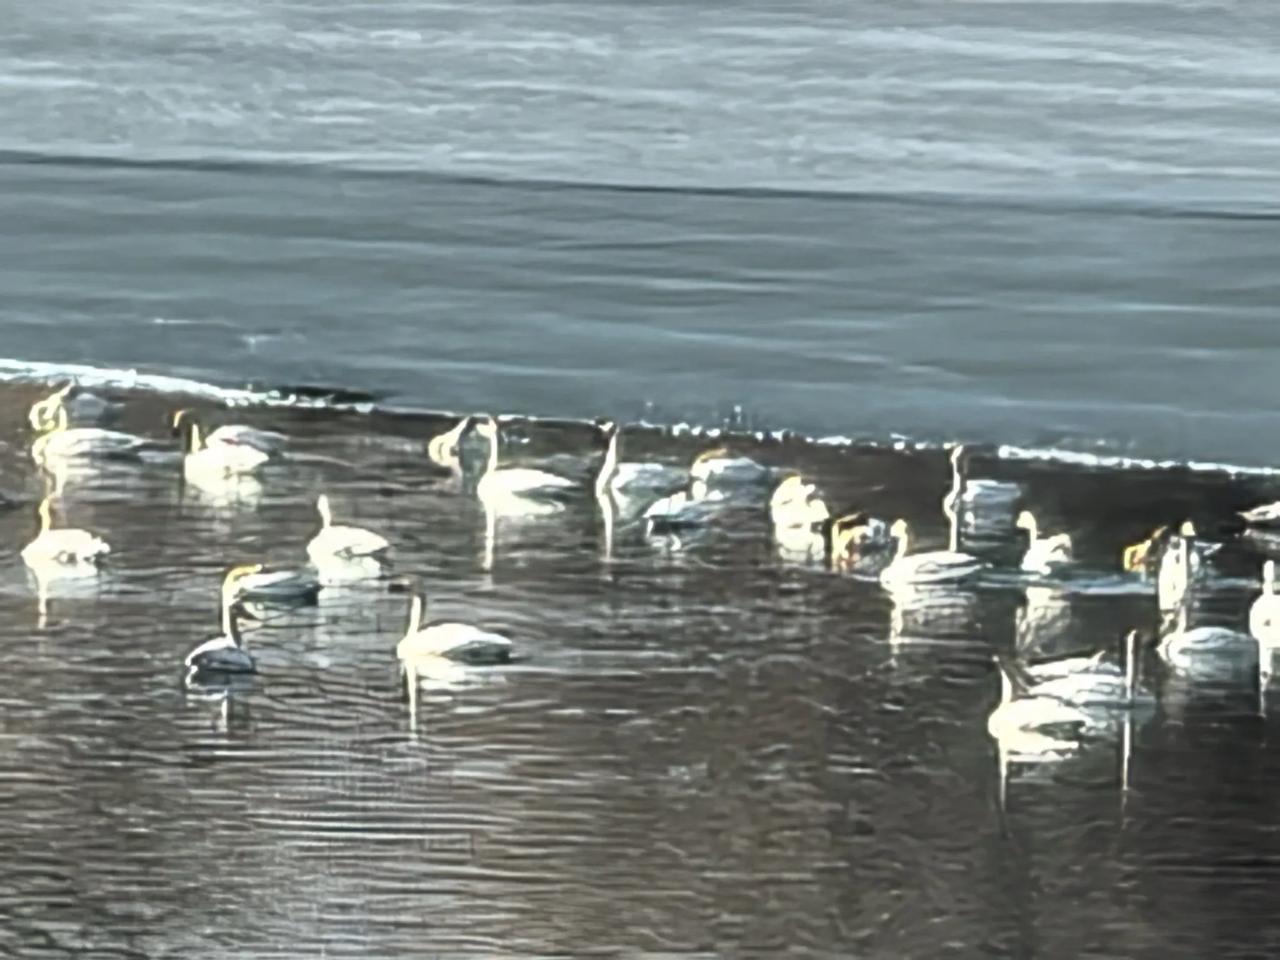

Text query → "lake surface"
[6,0,1280,954]
[1,383,1280,957]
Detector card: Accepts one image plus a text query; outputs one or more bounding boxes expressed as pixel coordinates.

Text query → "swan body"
[879,518,988,589]
[184,567,256,683]
[769,474,830,530]
[1158,599,1257,674]
[986,660,1099,741]
[1016,510,1073,574]
[31,406,150,463]
[689,446,771,487]
[472,416,579,505]
[397,595,513,665]
[306,494,390,565]
[173,409,286,457]
[1020,631,1148,707]
[596,421,687,500]
[181,419,270,480]
[643,483,730,531]
[20,497,110,570]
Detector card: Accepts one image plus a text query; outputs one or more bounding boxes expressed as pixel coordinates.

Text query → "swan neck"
[1124,633,1140,702]
[407,596,423,636]
[222,594,241,645]
[37,498,52,534]
[597,429,619,493]
[485,425,500,476]
[894,525,910,562]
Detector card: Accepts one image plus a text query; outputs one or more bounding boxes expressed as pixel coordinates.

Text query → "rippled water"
[3,382,1280,955]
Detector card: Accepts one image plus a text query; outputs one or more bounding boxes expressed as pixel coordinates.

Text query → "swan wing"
[308,524,390,560]
[208,425,288,454]
[612,462,688,495]
[487,468,578,498]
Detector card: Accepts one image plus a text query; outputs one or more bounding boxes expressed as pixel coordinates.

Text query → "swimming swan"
[643,481,731,532]
[31,405,152,464]
[1020,630,1149,708]
[472,416,579,504]
[879,518,989,589]
[172,409,287,456]
[178,416,271,480]
[596,420,688,500]
[184,567,257,683]
[1157,599,1257,675]
[1015,510,1074,574]
[986,656,1101,741]
[306,494,391,564]
[20,496,110,570]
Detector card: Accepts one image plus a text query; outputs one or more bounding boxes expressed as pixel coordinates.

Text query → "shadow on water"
[4,380,1280,956]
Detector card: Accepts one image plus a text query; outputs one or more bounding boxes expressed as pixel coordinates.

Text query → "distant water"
[4,0,1280,465]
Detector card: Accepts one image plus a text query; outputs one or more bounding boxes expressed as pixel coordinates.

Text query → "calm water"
[1,382,1280,956]
[7,1,1280,954]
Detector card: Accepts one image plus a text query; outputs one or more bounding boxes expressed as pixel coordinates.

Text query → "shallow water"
[3,382,1280,956]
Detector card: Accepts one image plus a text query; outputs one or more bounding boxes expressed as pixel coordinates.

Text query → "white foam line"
[997,443,1280,478]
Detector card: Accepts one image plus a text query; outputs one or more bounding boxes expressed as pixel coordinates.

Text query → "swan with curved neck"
[172,409,287,456]
[306,494,391,573]
[594,420,688,502]
[183,566,258,684]
[879,517,988,589]
[20,496,111,570]
[427,416,474,468]
[471,416,579,505]
[1015,509,1073,574]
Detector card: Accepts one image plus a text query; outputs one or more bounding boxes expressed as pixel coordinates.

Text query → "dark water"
[5,0,1280,462]
[3,382,1280,956]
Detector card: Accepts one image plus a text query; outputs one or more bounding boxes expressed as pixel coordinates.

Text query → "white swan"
[879,518,989,590]
[596,421,687,500]
[1122,524,1173,578]
[643,481,731,532]
[306,494,391,565]
[1020,630,1149,708]
[31,405,152,464]
[1015,510,1074,574]
[184,567,256,684]
[180,417,270,481]
[20,496,110,571]
[1157,600,1257,675]
[472,416,579,506]
[986,657,1101,742]
[688,445,771,487]
[768,474,830,530]
[28,382,114,432]
[172,409,287,456]
[398,593,513,728]
[828,510,895,575]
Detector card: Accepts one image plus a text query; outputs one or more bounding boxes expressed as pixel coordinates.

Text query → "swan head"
[170,408,193,435]
[596,419,618,438]
[1014,510,1037,535]
[222,563,264,594]
[889,518,911,555]
[1178,519,1197,538]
